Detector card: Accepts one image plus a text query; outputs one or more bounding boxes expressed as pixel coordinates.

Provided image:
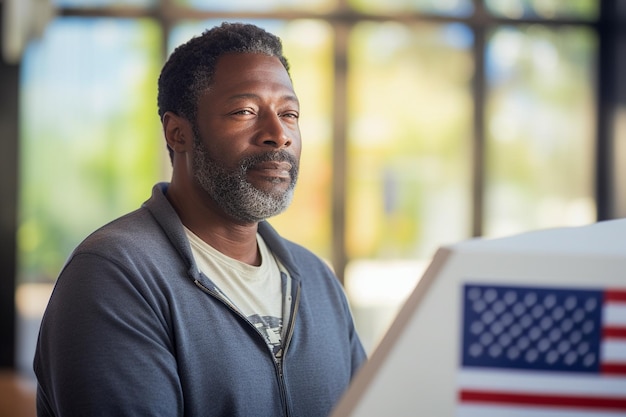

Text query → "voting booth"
[332,219,626,417]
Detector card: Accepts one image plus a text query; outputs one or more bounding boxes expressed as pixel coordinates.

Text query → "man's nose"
[258,113,292,148]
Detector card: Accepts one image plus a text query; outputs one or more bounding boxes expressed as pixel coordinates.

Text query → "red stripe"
[605,290,626,302]
[601,362,626,375]
[460,390,626,411]
[603,326,626,339]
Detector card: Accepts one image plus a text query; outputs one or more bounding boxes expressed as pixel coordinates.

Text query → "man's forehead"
[207,53,296,96]
[213,53,289,78]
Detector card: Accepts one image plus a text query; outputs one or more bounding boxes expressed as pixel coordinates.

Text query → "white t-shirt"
[185,228,291,357]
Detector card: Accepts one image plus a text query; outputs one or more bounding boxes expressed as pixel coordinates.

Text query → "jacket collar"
[143,182,300,283]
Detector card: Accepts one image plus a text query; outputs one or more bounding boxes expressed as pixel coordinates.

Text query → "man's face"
[191,53,302,223]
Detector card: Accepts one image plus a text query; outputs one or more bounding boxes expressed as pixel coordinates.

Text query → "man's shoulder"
[75,206,166,256]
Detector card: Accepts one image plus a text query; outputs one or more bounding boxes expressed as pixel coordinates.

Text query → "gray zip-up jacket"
[34,183,366,417]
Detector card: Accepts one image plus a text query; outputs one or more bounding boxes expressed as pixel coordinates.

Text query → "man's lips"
[248,161,292,180]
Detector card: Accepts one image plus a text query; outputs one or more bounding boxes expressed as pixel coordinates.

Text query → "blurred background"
[1,0,626,414]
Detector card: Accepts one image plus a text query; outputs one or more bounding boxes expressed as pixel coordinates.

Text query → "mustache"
[241,151,299,173]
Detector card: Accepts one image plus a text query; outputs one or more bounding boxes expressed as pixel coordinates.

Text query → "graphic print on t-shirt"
[249,314,283,356]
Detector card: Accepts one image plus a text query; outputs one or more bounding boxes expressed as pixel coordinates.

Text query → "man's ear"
[162,111,193,154]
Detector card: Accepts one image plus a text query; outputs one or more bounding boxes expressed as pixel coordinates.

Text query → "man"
[34,22,366,417]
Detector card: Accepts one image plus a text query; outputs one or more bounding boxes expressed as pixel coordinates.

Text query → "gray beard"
[192,136,299,223]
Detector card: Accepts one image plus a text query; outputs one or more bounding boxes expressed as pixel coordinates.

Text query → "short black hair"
[157,22,291,160]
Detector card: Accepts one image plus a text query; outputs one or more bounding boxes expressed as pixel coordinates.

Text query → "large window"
[484,25,597,237]
[16,16,164,371]
[14,0,602,369]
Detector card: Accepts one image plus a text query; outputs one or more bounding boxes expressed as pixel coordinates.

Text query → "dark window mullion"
[332,21,351,284]
[0,4,19,367]
[471,22,487,238]
[596,0,617,220]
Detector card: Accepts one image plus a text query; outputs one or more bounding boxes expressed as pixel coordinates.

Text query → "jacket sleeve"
[339,277,368,377]
[348,308,367,377]
[34,252,183,417]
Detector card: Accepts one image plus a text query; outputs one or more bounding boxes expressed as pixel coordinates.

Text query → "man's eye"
[282,112,299,119]
[233,109,254,115]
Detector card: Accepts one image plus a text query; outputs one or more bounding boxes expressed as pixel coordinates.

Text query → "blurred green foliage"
[18,19,163,283]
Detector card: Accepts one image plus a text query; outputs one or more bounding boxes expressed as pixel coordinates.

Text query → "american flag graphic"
[458,284,626,417]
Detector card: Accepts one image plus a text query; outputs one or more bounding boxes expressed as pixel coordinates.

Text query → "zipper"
[274,282,301,417]
[281,282,300,361]
[194,278,300,417]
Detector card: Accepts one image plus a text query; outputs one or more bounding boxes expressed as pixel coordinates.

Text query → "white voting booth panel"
[332,219,626,417]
